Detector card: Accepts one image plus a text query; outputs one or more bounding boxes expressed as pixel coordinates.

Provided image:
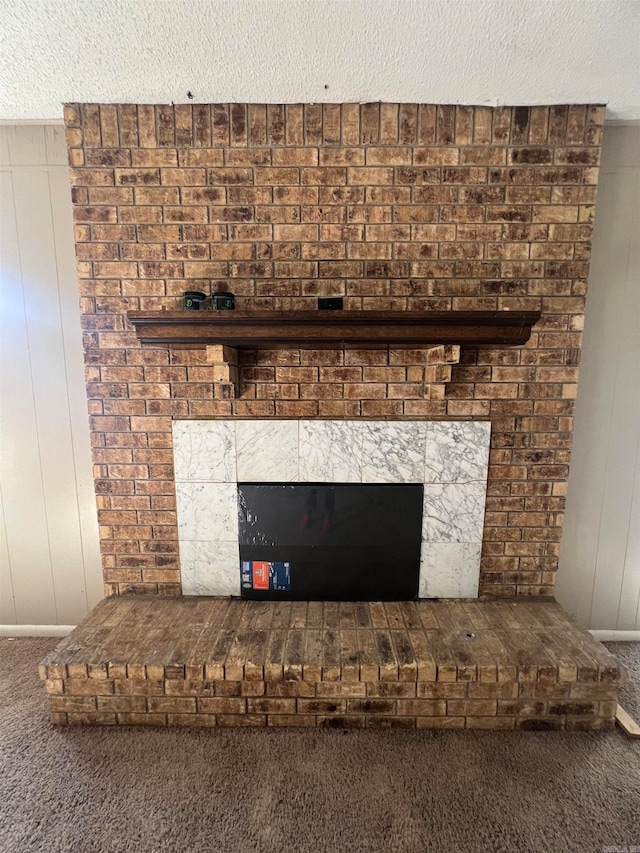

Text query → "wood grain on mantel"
[127,310,541,349]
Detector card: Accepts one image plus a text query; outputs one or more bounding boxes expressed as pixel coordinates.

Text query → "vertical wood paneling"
[44,126,68,165]
[0,129,10,166]
[49,169,104,611]
[0,127,102,627]
[0,170,58,623]
[617,434,640,630]
[0,486,17,624]
[4,125,48,165]
[557,125,640,631]
[588,164,640,629]
[12,170,92,624]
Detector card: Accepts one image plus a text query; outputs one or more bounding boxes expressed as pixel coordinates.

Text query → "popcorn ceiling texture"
[1,0,639,120]
[64,102,605,599]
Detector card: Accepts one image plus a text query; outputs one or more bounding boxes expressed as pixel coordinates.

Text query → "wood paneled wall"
[0,126,103,630]
[556,125,640,632]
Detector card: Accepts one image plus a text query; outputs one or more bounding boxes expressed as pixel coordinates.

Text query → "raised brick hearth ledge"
[40,597,624,731]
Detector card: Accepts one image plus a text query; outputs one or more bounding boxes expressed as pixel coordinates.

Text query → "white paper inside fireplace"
[173,419,490,599]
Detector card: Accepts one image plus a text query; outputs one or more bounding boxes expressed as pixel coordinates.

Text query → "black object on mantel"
[318,296,344,310]
[212,283,235,311]
[182,291,207,310]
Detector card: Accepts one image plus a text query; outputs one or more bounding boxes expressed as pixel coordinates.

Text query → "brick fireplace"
[38,102,626,731]
[64,101,604,600]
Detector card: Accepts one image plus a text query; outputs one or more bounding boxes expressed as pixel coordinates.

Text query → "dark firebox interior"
[237,483,423,600]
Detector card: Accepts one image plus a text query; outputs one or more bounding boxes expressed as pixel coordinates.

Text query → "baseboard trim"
[0,625,75,638]
[590,630,640,642]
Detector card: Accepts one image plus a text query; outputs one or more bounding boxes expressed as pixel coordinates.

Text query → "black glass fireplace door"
[237,483,423,601]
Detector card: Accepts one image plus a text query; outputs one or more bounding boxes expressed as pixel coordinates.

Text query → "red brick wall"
[64,103,604,598]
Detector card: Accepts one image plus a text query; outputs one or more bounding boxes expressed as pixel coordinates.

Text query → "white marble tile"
[175,482,239,542]
[299,421,363,482]
[422,482,487,543]
[236,420,298,482]
[419,543,481,598]
[172,420,236,482]
[172,418,490,599]
[361,421,426,483]
[424,421,491,484]
[180,540,239,596]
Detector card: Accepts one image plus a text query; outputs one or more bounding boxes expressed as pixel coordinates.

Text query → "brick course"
[64,103,605,597]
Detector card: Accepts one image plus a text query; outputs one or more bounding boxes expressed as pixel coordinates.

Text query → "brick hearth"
[40,597,624,730]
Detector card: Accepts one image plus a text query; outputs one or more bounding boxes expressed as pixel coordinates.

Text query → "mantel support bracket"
[204,342,462,401]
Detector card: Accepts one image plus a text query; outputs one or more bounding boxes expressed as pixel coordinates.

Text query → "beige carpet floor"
[0,637,638,853]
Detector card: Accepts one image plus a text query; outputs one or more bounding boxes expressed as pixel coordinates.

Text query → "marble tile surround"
[173,420,491,599]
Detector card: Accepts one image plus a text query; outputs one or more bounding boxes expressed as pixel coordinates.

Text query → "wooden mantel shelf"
[127,310,540,349]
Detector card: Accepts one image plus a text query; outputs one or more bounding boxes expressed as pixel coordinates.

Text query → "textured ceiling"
[0,0,638,121]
